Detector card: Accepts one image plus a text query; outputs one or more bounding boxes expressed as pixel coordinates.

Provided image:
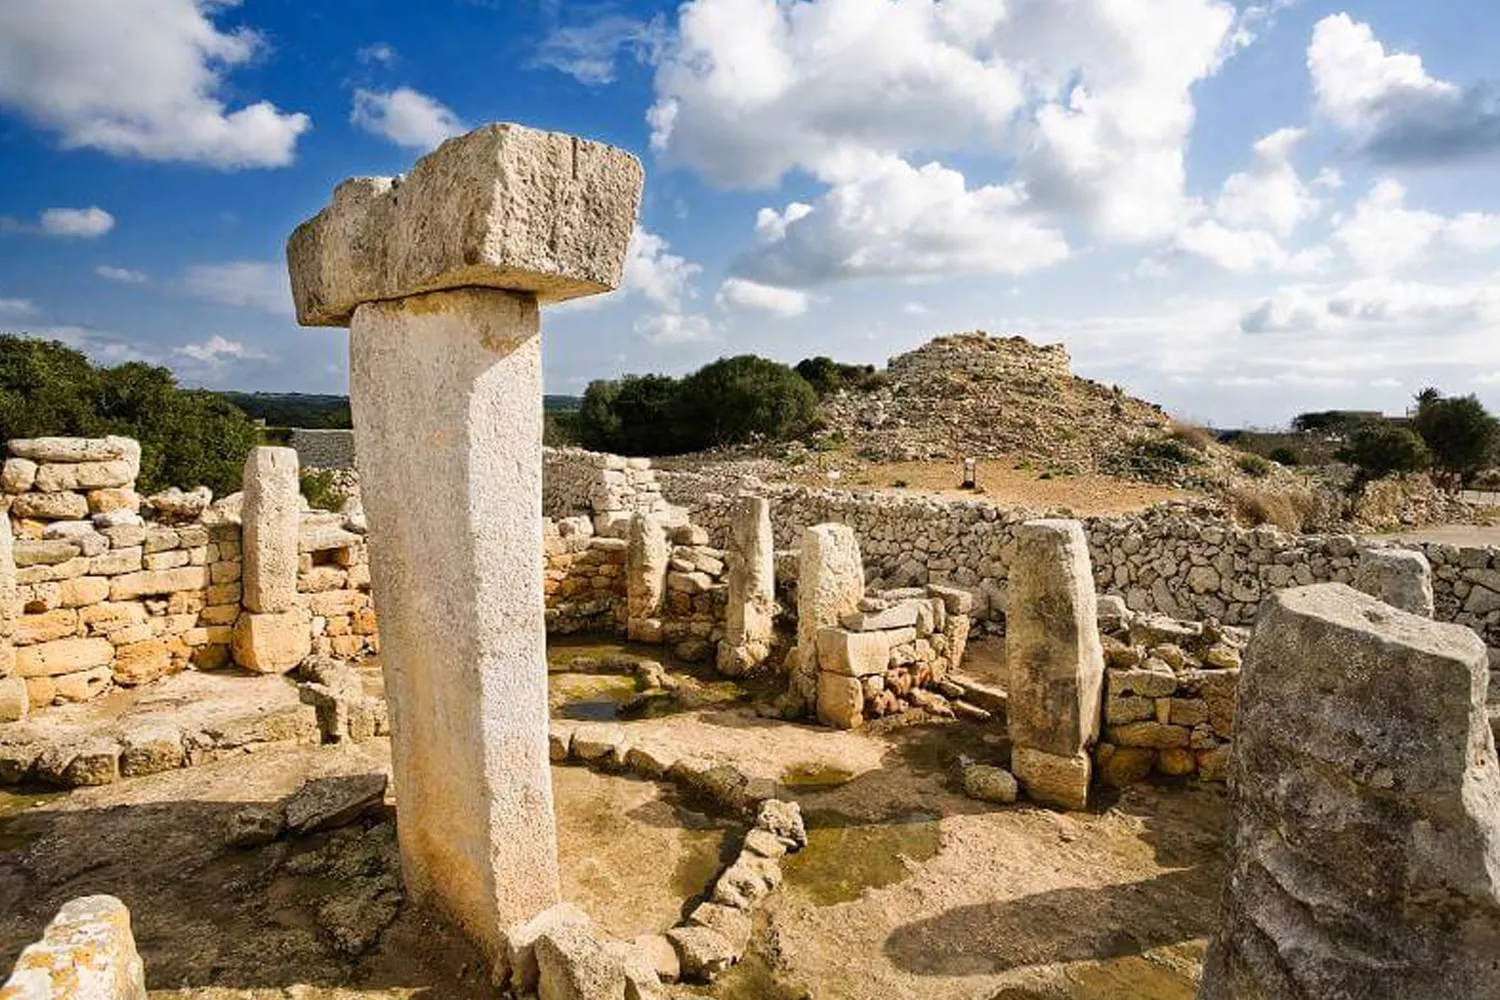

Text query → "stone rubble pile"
[1095,600,1247,786]
[544,448,680,535]
[817,331,1169,472]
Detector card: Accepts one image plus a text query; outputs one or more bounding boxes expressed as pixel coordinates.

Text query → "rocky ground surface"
[0,639,1228,999]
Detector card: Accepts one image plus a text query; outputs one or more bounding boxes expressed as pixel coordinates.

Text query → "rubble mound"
[819,332,1170,472]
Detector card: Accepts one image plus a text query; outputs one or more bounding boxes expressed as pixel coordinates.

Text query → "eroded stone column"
[1354,546,1435,618]
[626,512,668,643]
[1200,583,1500,999]
[792,524,864,714]
[233,446,309,674]
[286,123,641,962]
[718,495,775,676]
[0,517,20,723]
[1006,519,1105,810]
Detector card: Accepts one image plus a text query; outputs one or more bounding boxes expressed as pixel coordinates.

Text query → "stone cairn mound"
[818,331,1169,471]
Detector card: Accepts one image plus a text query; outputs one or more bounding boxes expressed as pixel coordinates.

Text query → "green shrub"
[1236,453,1272,478]
[300,469,343,511]
[1412,389,1499,484]
[1268,446,1301,466]
[1339,423,1431,482]
[0,335,258,495]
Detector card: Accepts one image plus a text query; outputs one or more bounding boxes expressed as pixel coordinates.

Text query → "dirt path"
[1,656,1229,999]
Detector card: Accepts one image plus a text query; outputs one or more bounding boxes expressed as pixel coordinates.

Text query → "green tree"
[1339,423,1431,482]
[1412,390,1499,486]
[676,355,818,448]
[576,379,623,451]
[0,335,259,495]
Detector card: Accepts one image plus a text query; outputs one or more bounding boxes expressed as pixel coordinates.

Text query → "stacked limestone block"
[0,522,17,722]
[4,438,240,710]
[543,516,628,634]
[298,513,377,661]
[542,448,677,536]
[661,523,729,662]
[1095,602,1246,786]
[672,478,1500,648]
[814,585,973,729]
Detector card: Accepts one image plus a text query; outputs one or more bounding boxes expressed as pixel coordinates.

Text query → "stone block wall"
[542,448,674,530]
[4,440,244,717]
[298,513,377,660]
[658,477,1500,647]
[288,428,356,470]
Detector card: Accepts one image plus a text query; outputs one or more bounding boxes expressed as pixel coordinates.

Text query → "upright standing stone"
[1354,547,1435,618]
[717,495,775,676]
[1006,519,1104,810]
[793,524,864,712]
[1200,584,1500,1000]
[626,513,669,643]
[0,518,20,722]
[241,447,301,613]
[287,122,641,964]
[233,446,310,674]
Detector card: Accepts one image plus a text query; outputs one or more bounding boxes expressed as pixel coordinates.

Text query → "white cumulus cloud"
[0,297,38,316]
[0,0,310,168]
[181,261,291,314]
[173,334,268,365]
[716,278,809,317]
[351,87,466,150]
[534,15,666,85]
[734,154,1070,288]
[1214,127,1322,237]
[1308,13,1500,164]
[96,265,148,284]
[38,207,115,238]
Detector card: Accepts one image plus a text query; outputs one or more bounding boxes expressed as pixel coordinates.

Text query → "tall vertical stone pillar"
[0,517,22,722]
[286,123,642,962]
[1200,584,1500,999]
[233,446,309,674]
[626,512,669,643]
[792,524,864,713]
[718,495,775,676]
[1006,519,1105,810]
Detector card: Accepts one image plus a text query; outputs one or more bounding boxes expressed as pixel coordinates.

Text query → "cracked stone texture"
[287,123,643,326]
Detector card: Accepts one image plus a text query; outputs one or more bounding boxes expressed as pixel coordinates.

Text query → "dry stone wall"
[655,478,1500,648]
[543,448,675,532]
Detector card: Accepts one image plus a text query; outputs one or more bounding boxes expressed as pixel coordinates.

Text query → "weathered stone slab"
[717,495,775,676]
[1354,546,1435,618]
[1010,746,1091,811]
[795,524,864,709]
[0,895,145,998]
[231,611,312,674]
[1200,583,1500,999]
[1006,519,1104,759]
[8,436,138,465]
[242,447,300,614]
[14,637,113,678]
[626,513,669,635]
[814,628,889,677]
[287,123,643,326]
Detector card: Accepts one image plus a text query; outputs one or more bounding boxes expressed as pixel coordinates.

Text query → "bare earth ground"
[781,458,1189,516]
[1375,524,1500,548]
[0,647,1227,999]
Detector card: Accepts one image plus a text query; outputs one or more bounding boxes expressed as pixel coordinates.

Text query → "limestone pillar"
[232,446,309,674]
[793,524,863,713]
[1006,519,1104,810]
[1200,584,1500,999]
[1354,546,1435,618]
[626,512,668,643]
[0,517,21,723]
[285,123,641,962]
[717,495,775,676]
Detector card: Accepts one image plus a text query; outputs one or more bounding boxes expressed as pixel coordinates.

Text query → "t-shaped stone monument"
[286,123,642,962]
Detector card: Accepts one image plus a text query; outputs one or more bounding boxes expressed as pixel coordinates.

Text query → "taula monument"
[287,123,642,960]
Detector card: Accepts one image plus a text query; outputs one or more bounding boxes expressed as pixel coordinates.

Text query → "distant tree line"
[559,354,879,456]
[218,392,352,429]
[0,335,258,495]
[1336,389,1499,488]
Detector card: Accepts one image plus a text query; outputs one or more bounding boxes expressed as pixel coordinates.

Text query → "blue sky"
[1,0,1498,428]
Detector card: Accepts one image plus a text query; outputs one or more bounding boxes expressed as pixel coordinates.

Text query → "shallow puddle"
[0,788,61,852]
[547,634,766,722]
[781,808,941,906]
[685,950,811,999]
[779,762,856,792]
